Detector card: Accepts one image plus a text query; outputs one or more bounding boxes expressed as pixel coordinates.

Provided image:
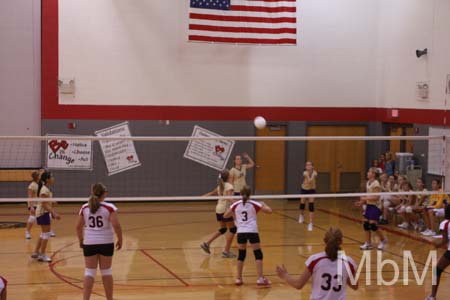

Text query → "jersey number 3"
[88,216,104,228]
[241,211,248,221]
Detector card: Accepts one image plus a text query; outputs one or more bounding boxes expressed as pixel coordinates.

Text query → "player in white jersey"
[201,169,237,258]
[25,171,40,239]
[0,275,7,300]
[425,205,450,300]
[277,227,358,300]
[76,183,123,300]
[31,170,61,262]
[224,186,272,286]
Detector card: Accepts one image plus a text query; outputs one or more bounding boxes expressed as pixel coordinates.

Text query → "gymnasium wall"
[0,0,40,136]
[377,0,450,110]
[0,1,448,196]
[9,119,380,198]
[58,0,380,108]
[57,0,450,111]
[0,0,41,168]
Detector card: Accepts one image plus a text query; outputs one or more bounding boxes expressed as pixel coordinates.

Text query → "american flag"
[189,0,297,45]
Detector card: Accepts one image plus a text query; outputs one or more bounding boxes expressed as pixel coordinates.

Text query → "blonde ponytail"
[324,227,343,261]
[240,185,251,205]
[217,169,230,195]
[89,183,107,214]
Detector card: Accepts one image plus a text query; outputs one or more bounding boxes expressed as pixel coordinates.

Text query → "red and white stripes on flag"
[188,0,297,45]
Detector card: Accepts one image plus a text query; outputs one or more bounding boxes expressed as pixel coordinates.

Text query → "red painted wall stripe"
[41,0,449,125]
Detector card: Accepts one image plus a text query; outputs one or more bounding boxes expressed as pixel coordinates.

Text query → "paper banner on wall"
[95,122,141,176]
[184,125,235,171]
[46,136,93,170]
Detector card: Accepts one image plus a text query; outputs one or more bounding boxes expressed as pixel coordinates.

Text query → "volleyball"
[254,116,267,130]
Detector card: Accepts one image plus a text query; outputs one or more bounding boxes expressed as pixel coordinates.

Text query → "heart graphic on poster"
[49,140,69,153]
[126,155,134,162]
[215,145,225,153]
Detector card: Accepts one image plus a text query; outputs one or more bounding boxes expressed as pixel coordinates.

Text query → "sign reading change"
[184,126,235,171]
[46,136,93,170]
[95,122,141,176]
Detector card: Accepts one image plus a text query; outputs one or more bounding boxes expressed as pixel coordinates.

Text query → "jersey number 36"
[88,216,104,228]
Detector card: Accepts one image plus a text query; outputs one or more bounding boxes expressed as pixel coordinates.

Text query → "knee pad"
[436,267,444,278]
[100,268,112,276]
[28,215,36,224]
[254,249,263,260]
[218,227,227,235]
[405,206,413,214]
[363,221,371,231]
[41,232,51,240]
[229,227,237,234]
[238,249,246,261]
[299,203,306,210]
[309,202,315,212]
[84,268,97,278]
[370,223,378,231]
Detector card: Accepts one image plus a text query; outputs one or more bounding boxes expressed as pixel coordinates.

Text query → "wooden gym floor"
[0,199,448,300]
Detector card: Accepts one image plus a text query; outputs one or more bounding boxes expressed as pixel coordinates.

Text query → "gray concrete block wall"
[40,120,255,198]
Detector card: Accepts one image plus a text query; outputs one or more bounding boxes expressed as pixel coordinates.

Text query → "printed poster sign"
[184,125,235,171]
[95,122,141,176]
[46,136,93,170]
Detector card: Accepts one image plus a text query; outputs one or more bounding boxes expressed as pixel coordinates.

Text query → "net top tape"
[0,135,446,142]
[0,191,444,203]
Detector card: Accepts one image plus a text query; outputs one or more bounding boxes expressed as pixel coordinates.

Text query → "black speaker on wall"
[416,48,428,58]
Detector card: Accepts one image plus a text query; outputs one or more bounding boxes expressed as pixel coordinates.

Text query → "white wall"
[0,0,41,134]
[0,0,41,167]
[377,0,450,109]
[59,0,380,107]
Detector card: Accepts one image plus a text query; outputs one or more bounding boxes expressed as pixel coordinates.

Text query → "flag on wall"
[189,0,297,45]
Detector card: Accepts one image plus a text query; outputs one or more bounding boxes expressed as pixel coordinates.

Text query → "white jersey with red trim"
[0,276,7,295]
[79,202,118,245]
[305,251,357,300]
[230,199,262,233]
[439,220,450,250]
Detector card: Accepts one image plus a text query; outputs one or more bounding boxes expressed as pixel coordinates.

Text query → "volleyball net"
[0,132,449,203]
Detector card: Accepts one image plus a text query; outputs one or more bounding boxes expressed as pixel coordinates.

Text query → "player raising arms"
[31,170,61,262]
[201,169,237,258]
[230,153,254,195]
[356,169,388,250]
[224,186,272,286]
[76,183,123,300]
[276,227,358,300]
[25,171,40,239]
[425,205,450,300]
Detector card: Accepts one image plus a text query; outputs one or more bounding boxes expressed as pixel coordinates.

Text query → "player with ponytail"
[31,170,61,262]
[77,183,122,300]
[25,171,40,239]
[201,169,237,258]
[225,186,273,286]
[277,227,358,299]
